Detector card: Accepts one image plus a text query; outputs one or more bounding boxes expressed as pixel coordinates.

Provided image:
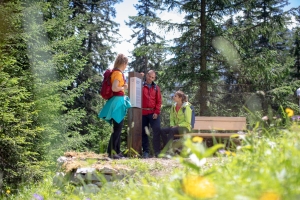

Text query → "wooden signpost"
[127,72,143,156]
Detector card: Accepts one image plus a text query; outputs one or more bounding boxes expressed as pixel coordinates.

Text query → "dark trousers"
[161,127,189,148]
[142,114,161,156]
[107,119,123,156]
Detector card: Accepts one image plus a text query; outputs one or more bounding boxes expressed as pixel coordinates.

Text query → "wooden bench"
[174,116,247,139]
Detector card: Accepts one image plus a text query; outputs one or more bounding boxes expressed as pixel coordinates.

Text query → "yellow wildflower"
[259,191,281,200]
[285,108,294,117]
[6,190,10,194]
[182,175,216,198]
[225,151,236,156]
[192,136,203,143]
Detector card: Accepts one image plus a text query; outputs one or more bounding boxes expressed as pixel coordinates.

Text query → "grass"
[4,121,300,200]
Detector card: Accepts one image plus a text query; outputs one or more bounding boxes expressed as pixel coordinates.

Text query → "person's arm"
[170,106,176,127]
[112,71,128,92]
[112,80,128,92]
[178,106,192,128]
[154,86,162,115]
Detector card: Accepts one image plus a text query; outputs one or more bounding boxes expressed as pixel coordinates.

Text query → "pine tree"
[0,0,47,190]
[290,8,300,80]
[67,0,122,151]
[160,0,297,116]
[160,0,235,115]
[24,0,92,156]
[126,0,167,73]
[226,0,294,113]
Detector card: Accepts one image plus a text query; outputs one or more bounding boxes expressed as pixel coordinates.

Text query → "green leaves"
[127,0,167,73]
[178,136,224,172]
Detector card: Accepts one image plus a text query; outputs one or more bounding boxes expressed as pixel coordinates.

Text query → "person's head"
[173,90,187,104]
[145,70,156,84]
[113,53,128,72]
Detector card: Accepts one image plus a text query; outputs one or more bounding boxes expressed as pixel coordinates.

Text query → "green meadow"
[4,114,300,200]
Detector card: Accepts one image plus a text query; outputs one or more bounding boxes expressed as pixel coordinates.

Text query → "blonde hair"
[113,53,128,69]
[175,90,187,103]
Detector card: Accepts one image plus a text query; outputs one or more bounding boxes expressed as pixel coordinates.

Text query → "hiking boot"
[157,152,172,159]
[118,153,125,158]
[110,153,125,159]
[110,154,121,159]
[154,152,160,158]
[174,148,182,155]
[162,149,174,158]
[142,152,149,159]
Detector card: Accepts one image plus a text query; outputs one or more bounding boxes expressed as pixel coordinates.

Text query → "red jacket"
[142,82,162,115]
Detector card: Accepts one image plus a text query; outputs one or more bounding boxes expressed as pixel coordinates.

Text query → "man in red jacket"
[141,70,162,158]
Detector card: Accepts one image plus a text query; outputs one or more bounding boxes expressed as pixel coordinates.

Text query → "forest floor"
[61,151,222,178]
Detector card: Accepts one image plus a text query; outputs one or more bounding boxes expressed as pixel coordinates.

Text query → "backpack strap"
[182,106,188,117]
[182,104,194,128]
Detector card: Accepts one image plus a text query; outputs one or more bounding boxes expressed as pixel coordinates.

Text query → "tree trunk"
[199,0,208,115]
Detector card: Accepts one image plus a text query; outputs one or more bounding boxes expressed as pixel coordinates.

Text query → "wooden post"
[127,72,143,157]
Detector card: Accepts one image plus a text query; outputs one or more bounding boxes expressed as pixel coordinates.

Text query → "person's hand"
[153,113,158,119]
[123,84,128,90]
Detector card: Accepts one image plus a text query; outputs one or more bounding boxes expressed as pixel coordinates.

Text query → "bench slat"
[176,133,241,138]
[193,116,246,130]
[173,116,246,139]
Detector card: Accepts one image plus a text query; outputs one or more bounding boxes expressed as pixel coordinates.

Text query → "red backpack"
[100,69,125,100]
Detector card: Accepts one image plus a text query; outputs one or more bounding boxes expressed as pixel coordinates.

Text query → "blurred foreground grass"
[4,122,300,200]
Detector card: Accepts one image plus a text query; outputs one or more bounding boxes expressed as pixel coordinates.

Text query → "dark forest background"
[0,0,299,191]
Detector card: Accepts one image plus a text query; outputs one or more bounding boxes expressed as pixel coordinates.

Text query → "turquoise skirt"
[98,96,132,124]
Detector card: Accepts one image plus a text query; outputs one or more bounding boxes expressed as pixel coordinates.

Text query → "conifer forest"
[0,0,299,194]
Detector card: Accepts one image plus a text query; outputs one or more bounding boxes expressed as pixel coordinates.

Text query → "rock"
[53,172,66,187]
[54,153,137,192]
[74,183,100,194]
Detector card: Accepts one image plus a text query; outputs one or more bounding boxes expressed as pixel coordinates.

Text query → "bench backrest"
[193,116,246,131]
